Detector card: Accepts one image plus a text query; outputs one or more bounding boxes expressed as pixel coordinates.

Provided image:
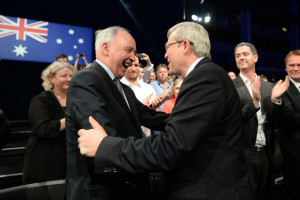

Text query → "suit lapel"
[122,85,143,136]
[234,75,252,104]
[89,62,143,137]
[289,81,300,97]
[91,62,132,114]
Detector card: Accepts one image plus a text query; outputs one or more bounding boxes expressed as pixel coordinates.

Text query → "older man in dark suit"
[77,22,255,200]
[232,42,276,200]
[65,26,169,200]
[271,49,300,200]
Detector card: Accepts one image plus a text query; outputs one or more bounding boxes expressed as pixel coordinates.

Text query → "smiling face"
[50,67,74,93]
[286,54,300,82]
[234,45,258,72]
[105,31,136,79]
[125,56,140,82]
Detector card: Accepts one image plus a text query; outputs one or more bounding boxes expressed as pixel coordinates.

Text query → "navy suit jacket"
[94,58,255,200]
[65,61,169,200]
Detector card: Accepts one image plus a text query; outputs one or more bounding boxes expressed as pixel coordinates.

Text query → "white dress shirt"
[240,73,266,147]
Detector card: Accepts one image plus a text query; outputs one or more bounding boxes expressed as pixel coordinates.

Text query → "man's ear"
[102,42,110,56]
[254,54,258,63]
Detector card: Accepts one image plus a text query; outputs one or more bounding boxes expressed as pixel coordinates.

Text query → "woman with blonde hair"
[162,77,184,114]
[23,61,74,184]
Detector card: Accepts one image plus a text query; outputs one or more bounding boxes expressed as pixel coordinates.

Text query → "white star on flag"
[12,44,28,57]
[68,55,73,61]
[73,45,77,49]
[78,38,84,44]
[69,29,75,35]
[56,38,63,44]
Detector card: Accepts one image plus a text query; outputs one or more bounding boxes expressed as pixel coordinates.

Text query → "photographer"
[74,53,89,72]
[136,53,154,83]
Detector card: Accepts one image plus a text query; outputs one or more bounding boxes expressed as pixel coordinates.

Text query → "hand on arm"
[252,76,261,106]
[78,116,108,157]
[271,76,289,103]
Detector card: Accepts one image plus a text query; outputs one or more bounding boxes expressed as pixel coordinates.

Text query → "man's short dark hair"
[56,54,68,61]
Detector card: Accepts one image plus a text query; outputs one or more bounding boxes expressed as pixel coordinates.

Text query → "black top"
[23,91,66,184]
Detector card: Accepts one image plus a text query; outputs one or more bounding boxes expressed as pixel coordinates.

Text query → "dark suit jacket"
[23,91,66,184]
[94,58,255,200]
[273,81,300,198]
[232,75,274,152]
[65,61,169,200]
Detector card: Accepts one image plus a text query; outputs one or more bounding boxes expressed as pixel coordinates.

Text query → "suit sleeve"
[281,94,300,125]
[94,68,227,174]
[28,94,61,138]
[241,101,259,124]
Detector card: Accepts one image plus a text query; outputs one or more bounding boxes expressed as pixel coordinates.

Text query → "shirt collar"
[121,77,141,87]
[96,59,115,80]
[186,57,204,77]
[240,73,257,86]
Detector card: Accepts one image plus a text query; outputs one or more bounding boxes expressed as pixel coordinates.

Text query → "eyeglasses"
[165,40,194,51]
[165,41,183,51]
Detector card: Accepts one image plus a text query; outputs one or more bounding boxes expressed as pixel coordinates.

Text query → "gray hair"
[167,22,211,59]
[234,42,258,55]
[41,61,75,91]
[94,26,130,54]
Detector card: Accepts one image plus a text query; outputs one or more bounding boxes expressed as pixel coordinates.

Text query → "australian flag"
[0,14,93,64]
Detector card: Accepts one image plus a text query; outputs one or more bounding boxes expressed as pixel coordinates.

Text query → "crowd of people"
[2,21,298,200]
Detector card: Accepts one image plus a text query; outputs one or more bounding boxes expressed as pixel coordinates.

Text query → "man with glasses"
[77,22,255,200]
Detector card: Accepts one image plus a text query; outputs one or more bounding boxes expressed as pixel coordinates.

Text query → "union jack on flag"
[0,14,93,64]
[0,15,48,43]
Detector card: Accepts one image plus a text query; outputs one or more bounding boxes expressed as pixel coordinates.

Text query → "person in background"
[167,74,176,84]
[271,49,300,200]
[23,61,74,184]
[233,42,276,200]
[150,63,172,111]
[121,55,162,137]
[138,64,145,81]
[148,71,156,83]
[56,54,68,62]
[138,53,154,83]
[74,53,89,72]
[228,71,237,80]
[162,77,184,114]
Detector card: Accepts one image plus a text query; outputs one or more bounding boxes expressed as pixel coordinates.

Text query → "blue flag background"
[0,14,93,64]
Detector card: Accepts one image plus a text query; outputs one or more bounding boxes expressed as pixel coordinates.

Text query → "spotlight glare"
[198,17,202,22]
[192,15,198,21]
[204,15,211,23]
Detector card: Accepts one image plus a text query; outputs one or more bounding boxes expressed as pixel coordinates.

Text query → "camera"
[79,53,84,57]
[136,53,144,59]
